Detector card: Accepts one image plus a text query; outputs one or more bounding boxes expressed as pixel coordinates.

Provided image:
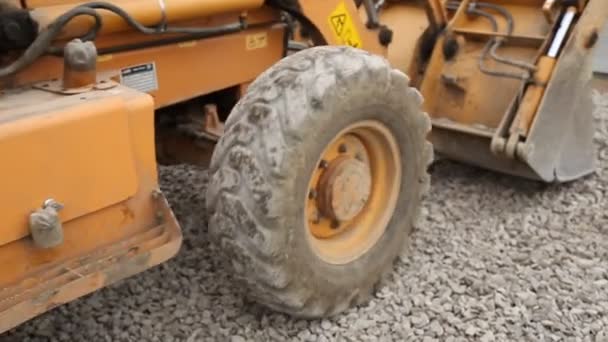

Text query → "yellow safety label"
[246,33,268,50]
[178,41,197,48]
[97,54,113,63]
[328,1,363,48]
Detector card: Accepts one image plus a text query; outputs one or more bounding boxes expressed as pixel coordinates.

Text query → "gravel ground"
[3,90,608,342]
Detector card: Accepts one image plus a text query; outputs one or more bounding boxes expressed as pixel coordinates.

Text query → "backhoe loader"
[0,0,605,332]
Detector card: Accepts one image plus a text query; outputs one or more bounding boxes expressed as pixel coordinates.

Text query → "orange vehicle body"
[0,0,605,333]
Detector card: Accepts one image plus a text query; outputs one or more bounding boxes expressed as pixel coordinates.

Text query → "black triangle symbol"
[331,14,347,35]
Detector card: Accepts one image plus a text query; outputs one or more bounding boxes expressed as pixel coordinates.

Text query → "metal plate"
[0,89,139,246]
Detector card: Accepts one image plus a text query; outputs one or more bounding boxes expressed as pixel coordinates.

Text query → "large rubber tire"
[206,46,432,317]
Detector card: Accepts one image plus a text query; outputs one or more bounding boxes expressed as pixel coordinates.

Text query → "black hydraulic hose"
[474,2,513,35]
[0,7,101,78]
[464,8,523,79]
[478,41,529,80]
[468,7,499,32]
[489,40,536,72]
[95,20,282,55]
[0,1,248,78]
[446,1,533,80]
[463,7,529,80]
[475,2,536,72]
[80,2,246,35]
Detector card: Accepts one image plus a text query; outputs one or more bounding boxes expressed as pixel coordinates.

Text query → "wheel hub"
[317,157,371,222]
[305,122,401,264]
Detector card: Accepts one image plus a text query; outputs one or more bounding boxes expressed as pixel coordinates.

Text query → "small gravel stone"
[480,331,495,342]
[429,320,444,336]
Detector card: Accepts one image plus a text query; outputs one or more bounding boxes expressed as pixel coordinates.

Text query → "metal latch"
[29,199,64,249]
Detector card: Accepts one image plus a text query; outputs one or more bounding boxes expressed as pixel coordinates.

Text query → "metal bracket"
[361,0,380,28]
[33,79,118,95]
[29,199,64,249]
[156,0,168,32]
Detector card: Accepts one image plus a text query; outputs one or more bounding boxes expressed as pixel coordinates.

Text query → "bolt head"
[152,189,162,200]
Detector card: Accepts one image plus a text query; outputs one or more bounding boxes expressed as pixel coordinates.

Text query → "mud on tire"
[206,46,432,317]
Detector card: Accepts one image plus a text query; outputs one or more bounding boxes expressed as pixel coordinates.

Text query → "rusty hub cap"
[305,121,401,265]
[317,157,371,222]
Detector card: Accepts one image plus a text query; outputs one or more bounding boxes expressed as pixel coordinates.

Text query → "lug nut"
[355,153,363,161]
[330,220,340,229]
[338,144,347,153]
[319,160,329,169]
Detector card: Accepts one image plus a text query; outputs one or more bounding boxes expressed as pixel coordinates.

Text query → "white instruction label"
[120,63,158,93]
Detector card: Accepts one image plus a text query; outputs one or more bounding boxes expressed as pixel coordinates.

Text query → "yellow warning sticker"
[246,33,268,50]
[178,41,197,48]
[97,54,113,63]
[328,1,363,48]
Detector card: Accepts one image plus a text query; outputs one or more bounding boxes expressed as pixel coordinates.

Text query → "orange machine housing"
[0,85,182,331]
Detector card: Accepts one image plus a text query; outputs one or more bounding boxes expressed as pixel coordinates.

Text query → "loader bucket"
[423,0,607,182]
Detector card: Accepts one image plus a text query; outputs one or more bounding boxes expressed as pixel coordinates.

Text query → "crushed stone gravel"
[3,90,608,342]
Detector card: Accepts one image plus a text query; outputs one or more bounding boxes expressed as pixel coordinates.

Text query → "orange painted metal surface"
[0,192,182,333]
[0,84,181,333]
[420,1,551,130]
[29,0,264,39]
[14,21,284,109]
[0,88,139,246]
[377,3,429,83]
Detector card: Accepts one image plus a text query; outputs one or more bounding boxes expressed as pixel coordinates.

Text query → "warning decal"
[328,1,363,48]
[331,14,347,35]
[120,63,158,93]
[246,33,268,50]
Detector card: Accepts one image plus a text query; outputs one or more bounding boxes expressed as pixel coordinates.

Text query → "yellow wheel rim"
[305,120,402,265]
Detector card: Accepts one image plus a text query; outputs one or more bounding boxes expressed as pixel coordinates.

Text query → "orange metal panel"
[0,89,140,246]
[15,26,285,109]
[0,192,182,333]
[0,81,171,330]
[378,3,429,78]
[452,3,550,39]
[0,85,161,291]
[29,0,265,39]
[421,38,538,129]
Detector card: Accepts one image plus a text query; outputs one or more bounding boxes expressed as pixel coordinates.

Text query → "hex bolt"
[338,144,347,153]
[319,160,329,169]
[331,220,340,229]
[152,189,162,200]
